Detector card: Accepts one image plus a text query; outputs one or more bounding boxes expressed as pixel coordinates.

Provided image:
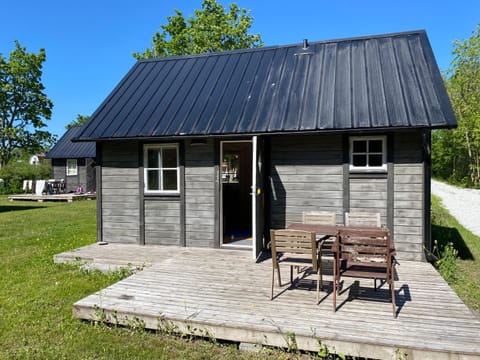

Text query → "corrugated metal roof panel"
[76,30,456,141]
[46,126,96,159]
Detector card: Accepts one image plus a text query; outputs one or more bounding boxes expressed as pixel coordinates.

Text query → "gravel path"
[431,179,480,237]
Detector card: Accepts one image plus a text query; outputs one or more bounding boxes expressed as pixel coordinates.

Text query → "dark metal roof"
[76,30,456,141]
[46,126,96,158]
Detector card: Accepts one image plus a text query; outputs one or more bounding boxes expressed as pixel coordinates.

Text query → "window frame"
[349,136,387,173]
[143,144,180,194]
[66,159,78,176]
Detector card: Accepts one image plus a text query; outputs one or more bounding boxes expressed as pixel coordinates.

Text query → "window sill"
[144,192,180,198]
[349,171,388,179]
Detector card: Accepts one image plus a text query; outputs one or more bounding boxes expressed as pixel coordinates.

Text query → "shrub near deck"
[0,197,292,360]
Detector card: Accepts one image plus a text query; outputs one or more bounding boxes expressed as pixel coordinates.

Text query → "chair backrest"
[303,211,336,225]
[336,228,391,264]
[345,212,381,227]
[270,229,318,271]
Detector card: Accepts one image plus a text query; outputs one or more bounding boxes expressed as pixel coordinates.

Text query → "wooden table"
[287,223,340,237]
[287,223,396,255]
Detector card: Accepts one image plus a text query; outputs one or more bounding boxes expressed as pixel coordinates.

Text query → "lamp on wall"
[190,139,207,146]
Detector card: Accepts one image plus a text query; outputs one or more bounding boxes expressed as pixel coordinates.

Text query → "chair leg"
[333,263,337,312]
[290,266,293,284]
[277,264,282,287]
[319,255,323,291]
[390,280,396,318]
[271,267,275,300]
[316,268,320,304]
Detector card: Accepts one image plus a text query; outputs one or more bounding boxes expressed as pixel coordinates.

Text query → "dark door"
[221,141,252,248]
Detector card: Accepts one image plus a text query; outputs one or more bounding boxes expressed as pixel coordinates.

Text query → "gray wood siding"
[349,178,388,225]
[184,140,216,247]
[101,142,140,244]
[85,158,96,192]
[52,159,66,184]
[77,158,87,192]
[393,131,425,261]
[51,158,96,193]
[144,198,181,245]
[270,135,344,228]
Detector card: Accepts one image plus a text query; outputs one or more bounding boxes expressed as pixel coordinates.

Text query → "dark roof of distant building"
[46,126,96,158]
[76,30,456,141]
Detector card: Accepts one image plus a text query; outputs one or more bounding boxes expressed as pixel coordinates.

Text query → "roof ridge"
[137,30,427,64]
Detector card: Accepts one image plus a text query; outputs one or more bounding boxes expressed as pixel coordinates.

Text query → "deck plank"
[56,244,480,359]
[8,193,96,202]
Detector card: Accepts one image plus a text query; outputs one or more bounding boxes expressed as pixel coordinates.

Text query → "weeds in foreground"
[433,240,458,283]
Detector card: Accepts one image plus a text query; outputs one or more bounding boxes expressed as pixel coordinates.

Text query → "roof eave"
[72,123,457,143]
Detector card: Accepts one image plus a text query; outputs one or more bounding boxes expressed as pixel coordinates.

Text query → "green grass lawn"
[0,197,296,360]
[431,195,480,313]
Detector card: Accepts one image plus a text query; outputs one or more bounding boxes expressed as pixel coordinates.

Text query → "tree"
[0,41,55,169]
[433,25,480,186]
[133,0,263,59]
[66,114,90,130]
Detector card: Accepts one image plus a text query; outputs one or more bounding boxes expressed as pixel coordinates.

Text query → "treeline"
[432,25,480,187]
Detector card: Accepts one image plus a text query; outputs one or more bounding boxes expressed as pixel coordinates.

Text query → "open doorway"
[221,141,252,248]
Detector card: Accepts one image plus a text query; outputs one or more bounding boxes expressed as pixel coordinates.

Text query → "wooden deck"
[55,244,480,359]
[8,193,96,203]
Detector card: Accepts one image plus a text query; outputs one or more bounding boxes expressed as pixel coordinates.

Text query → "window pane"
[353,154,367,167]
[147,149,159,168]
[369,140,383,153]
[162,148,177,168]
[163,170,177,190]
[147,170,160,190]
[67,159,77,176]
[352,140,367,153]
[369,154,383,167]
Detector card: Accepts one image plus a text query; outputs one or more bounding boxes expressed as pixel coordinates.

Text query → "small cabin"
[46,126,96,193]
[75,30,456,261]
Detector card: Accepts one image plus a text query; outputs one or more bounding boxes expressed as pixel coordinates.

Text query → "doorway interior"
[221,141,252,248]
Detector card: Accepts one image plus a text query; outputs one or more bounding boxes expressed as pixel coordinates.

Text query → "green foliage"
[133,0,263,59]
[0,159,51,194]
[316,341,346,359]
[433,240,458,283]
[66,114,90,130]
[431,195,480,312]
[0,41,55,168]
[432,129,471,186]
[433,24,480,187]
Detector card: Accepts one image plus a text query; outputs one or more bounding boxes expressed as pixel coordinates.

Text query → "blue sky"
[1,0,479,139]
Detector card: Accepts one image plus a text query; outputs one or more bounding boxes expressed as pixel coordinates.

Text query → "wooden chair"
[270,229,321,303]
[332,227,396,317]
[303,211,336,226]
[303,211,337,276]
[345,212,381,227]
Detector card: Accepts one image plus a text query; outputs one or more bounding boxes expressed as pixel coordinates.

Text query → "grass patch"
[0,197,304,359]
[431,195,480,312]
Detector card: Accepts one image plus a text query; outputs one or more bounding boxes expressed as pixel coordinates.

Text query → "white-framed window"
[66,159,78,176]
[144,144,179,194]
[349,136,387,172]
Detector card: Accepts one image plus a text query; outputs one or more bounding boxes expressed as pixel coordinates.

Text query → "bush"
[0,160,51,194]
[433,240,458,283]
